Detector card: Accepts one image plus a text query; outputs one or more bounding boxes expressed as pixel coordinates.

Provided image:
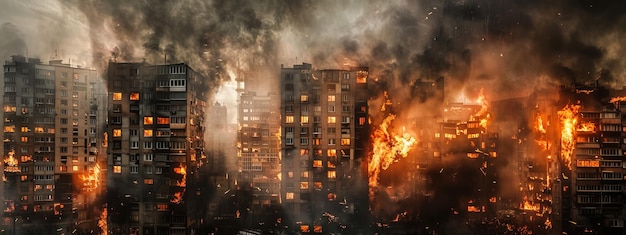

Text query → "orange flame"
[577,122,595,132]
[80,164,101,191]
[3,150,20,173]
[536,116,547,134]
[171,191,184,204]
[368,114,417,190]
[175,164,187,187]
[98,207,108,235]
[470,88,490,129]
[609,96,626,104]
[558,104,580,170]
[521,200,540,212]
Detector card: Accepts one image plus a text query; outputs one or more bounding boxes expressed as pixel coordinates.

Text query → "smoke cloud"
[1,0,625,231]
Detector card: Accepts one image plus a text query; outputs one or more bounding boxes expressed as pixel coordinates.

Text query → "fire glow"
[3,150,20,173]
[557,104,580,170]
[80,164,101,191]
[99,207,108,235]
[368,114,417,194]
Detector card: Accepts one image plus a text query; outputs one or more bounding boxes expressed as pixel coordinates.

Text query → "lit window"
[21,127,28,132]
[313,160,323,168]
[327,149,337,157]
[301,171,309,178]
[328,116,336,124]
[314,182,322,190]
[129,92,140,101]
[341,138,351,145]
[301,95,308,102]
[300,182,309,189]
[21,137,28,142]
[286,116,294,123]
[286,192,294,200]
[328,171,336,179]
[113,129,122,137]
[300,225,310,233]
[157,117,170,124]
[300,116,309,123]
[359,117,366,126]
[328,95,335,102]
[144,178,153,184]
[73,166,79,172]
[143,130,153,137]
[113,166,121,173]
[157,204,168,211]
[144,117,153,125]
[4,125,15,133]
[112,92,122,101]
[314,225,323,233]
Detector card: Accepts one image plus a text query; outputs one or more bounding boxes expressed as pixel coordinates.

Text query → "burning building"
[237,91,282,224]
[105,62,207,234]
[2,55,105,234]
[280,63,370,233]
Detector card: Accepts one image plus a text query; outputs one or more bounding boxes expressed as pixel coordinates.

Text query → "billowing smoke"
[1,0,625,232]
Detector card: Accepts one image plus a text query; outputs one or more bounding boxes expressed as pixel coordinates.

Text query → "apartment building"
[105,62,207,235]
[2,55,103,234]
[280,63,370,234]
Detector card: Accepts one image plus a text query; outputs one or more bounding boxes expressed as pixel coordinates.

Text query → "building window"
[286,138,294,145]
[328,171,336,179]
[359,117,366,126]
[300,116,309,124]
[144,179,154,184]
[112,92,122,101]
[300,182,309,189]
[328,95,335,102]
[328,105,335,112]
[113,129,122,137]
[130,166,138,174]
[144,117,153,125]
[341,116,350,124]
[300,95,308,102]
[143,142,153,149]
[113,166,122,173]
[286,116,294,123]
[341,138,351,145]
[130,92,140,100]
[286,192,294,200]
[21,137,28,142]
[131,141,139,149]
[144,130,153,137]
[300,138,309,145]
[157,117,170,124]
[313,160,323,168]
[328,116,336,124]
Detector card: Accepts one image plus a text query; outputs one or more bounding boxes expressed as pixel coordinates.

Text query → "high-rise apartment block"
[105,62,207,235]
[280,63,370,233]
[238,91,281,216]
[2,55,105,234]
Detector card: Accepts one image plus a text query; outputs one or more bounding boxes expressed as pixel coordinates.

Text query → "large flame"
[368,114,417,191]
[3,150,20,173]
[535,115,551,150]
[557,104,580,170]
[175,164,187,187]
[80,164,101,191]
[98,207,108,235]
[470,88,490,129]
[609,96,626,104]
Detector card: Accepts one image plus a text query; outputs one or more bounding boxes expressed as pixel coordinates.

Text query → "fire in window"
[144,117,153,125]
[130,92,140,101]
[112,92,122,101]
